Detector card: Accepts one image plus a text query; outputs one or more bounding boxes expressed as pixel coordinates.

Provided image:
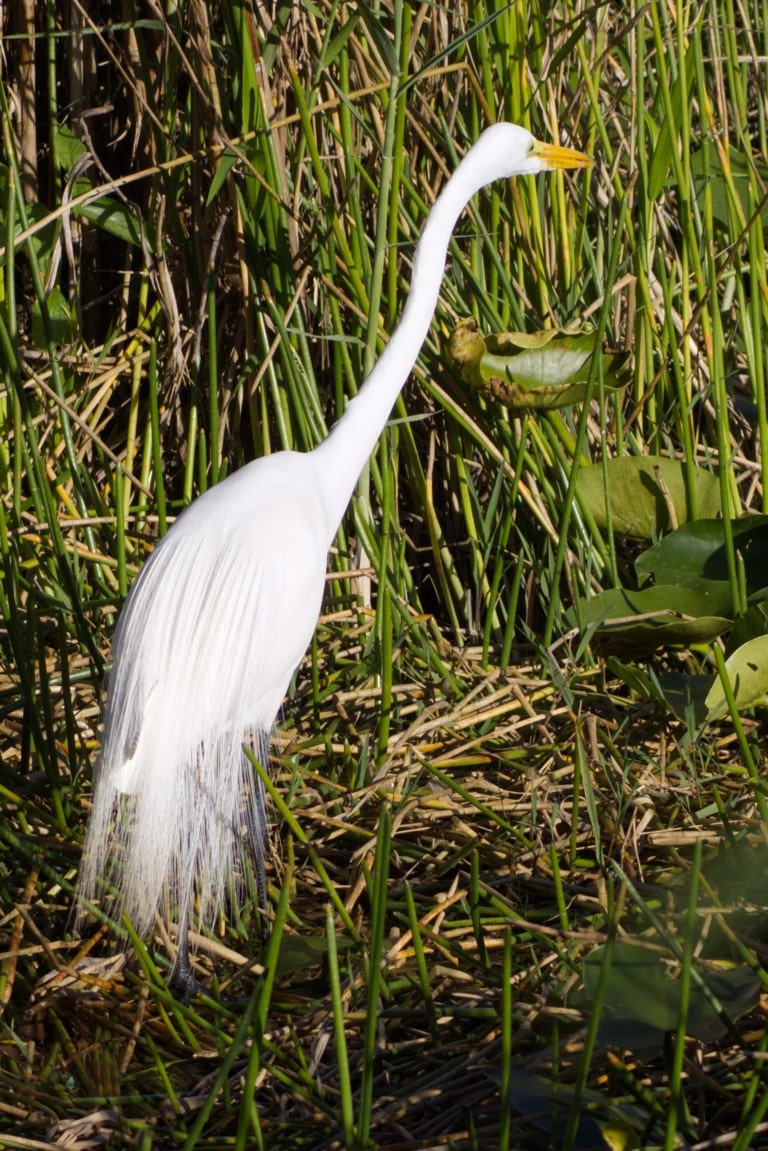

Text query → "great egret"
[77,123,590,997]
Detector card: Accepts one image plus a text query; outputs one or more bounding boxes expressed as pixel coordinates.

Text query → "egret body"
[77,124,590,994]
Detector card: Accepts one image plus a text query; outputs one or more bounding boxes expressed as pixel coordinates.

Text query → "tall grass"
[1,1,768,1148]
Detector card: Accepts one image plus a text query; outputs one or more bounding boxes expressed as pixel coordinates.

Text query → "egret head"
[467,122,592,183]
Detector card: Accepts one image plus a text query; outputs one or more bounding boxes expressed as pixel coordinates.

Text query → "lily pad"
[485,1068,648,1150]
[275,933,331,976]
[727,601,768,652]
[704,635,768,720]
[659,634,768,724]
[572,585,732,650]
[583,941,759,1056]
[658,670,717,725]
[575,456,724,539]
[446,319,630,410]
[636,515,768,592]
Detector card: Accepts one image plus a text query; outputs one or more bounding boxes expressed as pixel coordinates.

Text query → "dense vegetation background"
[2,1,768,1148]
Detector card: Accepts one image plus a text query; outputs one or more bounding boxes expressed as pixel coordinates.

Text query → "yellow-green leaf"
[446,319,629,410]
[575,456,725,538]
[704,635,768,720]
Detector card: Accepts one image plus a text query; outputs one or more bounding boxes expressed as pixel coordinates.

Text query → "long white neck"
[312,150,495,537]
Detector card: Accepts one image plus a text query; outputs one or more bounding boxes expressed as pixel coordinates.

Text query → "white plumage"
[77,124,590,993]
[79,455,329,941]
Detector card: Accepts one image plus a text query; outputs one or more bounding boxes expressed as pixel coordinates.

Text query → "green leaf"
[687,967,762,1041]
[691,147,768,231]
[355,5,398,73]
[573,585,732,650]
[319,12,362,69]
[606,659,664,703]
[207,147,239,205]
[53,124,87,175]
[275,933,331,976]
[703,842,768,906]
[575,456,725,539]
[585,943,672,1032]
[31,285,76,348]
[704,635,768,720]
[18,201,59,275]
[77,197,146,248]
[636,515,768,592]
[648,43,696,200]
[446,319,630,410]
[727,601,768,651]
[583,942,759,1056]
[485,1068,648,1151]
[658,670,716,725]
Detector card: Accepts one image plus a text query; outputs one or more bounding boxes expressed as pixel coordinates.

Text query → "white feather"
[78,452,329,934]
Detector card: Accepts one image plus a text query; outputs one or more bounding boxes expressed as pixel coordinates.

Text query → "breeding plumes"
[77,124,591,997]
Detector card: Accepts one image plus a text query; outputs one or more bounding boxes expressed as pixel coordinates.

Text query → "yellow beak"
[531,138,592,170]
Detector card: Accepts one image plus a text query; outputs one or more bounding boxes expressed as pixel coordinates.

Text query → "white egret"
[77,123,590,997]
